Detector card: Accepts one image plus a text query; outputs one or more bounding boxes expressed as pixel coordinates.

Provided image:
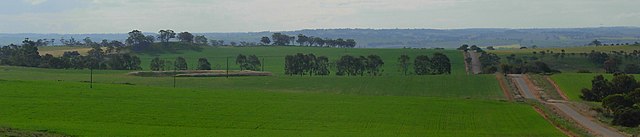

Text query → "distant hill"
[2,27,640,48]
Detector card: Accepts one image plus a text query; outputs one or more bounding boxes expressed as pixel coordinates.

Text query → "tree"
[145,35,156,43]
[296,34,308,46]
[236,54,247,70]
[581,75,612,101]
[486,46,495,50]
[414,55,431,75]
[365,55,384,76]
[271,33,291,46]
[314,37,325,47]
[126,30,153,51]
[431,52,451,74]
[177,32,195,43]
[87,45,104,69]
[626,64,640,74]
[612,107,640,127]
[604,58,620,73]
[246,55,261,71]
[588,51,609,65]
[398,55,410,75]
[602,94,633,113]
[194,35,208,45]
[83,37,94,46]
[610,73,638,95]
[479,52,501,73]
[260,37,271,45]
[315,56,330,75]
[284,54,301,75]
[174,57,188,70]
[457,44,469,51]
[345,39,357,48]
[150,57,164,71]
[590,39,603,46]
[336,55,365,76]
[158,29,176,43]
[197,58,211,70]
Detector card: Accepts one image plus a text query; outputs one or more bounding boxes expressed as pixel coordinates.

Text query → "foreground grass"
[0,80,564,136]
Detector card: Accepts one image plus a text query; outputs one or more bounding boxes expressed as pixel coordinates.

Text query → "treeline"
[283,52,452,76]
[149,56,214,71]
[336,55,384,76]
[458,44,556,74]
[284,53,330,76]
[528,49,640,74]
[261,33,357,48]
[283,54,383,76]
[0,39,141,70]
[581,73,640,127]
[588,39,640,46]
[398,53,452,75]
[149,54,262,71]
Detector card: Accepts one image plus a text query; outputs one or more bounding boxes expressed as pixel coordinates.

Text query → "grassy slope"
[0,47,564,136]
[3,46,502,98]
[551,73,640,101]
[0,80,564,136]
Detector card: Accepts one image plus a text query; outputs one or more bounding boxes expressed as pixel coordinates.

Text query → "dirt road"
[509,74,625,137]
[468,51,482,74]
[511,75,536,99]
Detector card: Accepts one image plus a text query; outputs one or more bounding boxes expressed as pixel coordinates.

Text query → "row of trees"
[400,53,452,75]
[0,39,141,70]
[498,54,558,74]
[581,73,640,127]
[236,54,262,71]
[261,33,357,48]
[336,55,384,76]
[283,53,452,76]
[284,53,330,76]
[149,57,213,71]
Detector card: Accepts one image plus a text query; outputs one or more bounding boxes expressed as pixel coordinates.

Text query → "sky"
[0,0,639,33]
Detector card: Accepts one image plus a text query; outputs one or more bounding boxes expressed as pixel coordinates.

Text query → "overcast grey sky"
[1,0,639,33]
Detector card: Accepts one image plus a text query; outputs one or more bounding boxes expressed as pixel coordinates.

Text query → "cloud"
[22,0,47,5]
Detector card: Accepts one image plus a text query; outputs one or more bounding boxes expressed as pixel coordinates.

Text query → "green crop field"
[133,46,468,75]
[551,73,640,101]
[0,46,565,136]
[0,80,564,136]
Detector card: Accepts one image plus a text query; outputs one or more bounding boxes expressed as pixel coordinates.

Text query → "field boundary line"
[462,51,470,75]
[545,76,570,101]
[531,106,578,137]
[495,74,513,101]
